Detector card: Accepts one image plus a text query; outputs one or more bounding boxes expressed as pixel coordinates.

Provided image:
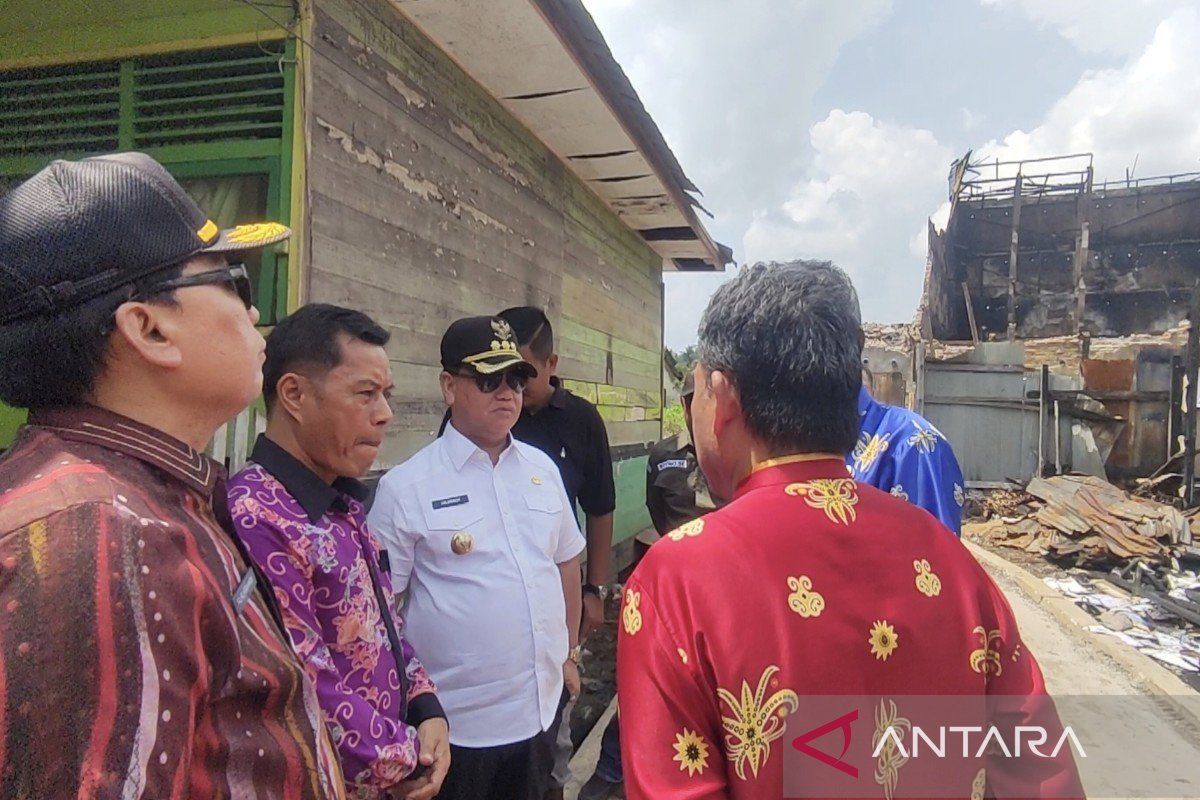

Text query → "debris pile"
[967,474,1191,566]
[1044,572,1200,673]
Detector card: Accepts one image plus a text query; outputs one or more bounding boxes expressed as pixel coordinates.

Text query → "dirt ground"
[569,591,620,746]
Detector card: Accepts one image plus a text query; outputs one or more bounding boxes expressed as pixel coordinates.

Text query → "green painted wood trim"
[0,405,28,450]
[117,60,136,149]
[277,37,298,319]
[0,5,289,69]
[0,140,285,177]
[559,317,660,366]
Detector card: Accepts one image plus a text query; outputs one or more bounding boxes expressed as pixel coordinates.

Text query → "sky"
[580,0,1200,350]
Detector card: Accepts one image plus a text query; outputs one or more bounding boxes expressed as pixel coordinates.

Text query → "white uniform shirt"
[368,422,586,747]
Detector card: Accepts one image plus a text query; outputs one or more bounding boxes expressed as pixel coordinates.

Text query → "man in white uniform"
[369,315,585,800]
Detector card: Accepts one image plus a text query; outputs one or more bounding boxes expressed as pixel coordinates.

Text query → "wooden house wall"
[302,0,664,536]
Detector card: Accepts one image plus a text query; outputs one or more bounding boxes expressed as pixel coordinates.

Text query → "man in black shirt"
[496,307,616,799]
[639,371,719,555]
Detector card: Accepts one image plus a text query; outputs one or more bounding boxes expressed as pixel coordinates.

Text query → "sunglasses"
[455,370,528,394]
[138,263,254,310]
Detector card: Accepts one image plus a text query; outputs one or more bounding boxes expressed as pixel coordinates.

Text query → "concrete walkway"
[563,697,616,800]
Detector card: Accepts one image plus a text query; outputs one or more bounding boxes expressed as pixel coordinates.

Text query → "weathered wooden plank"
[556,356,607,386]
[313,0,662,290]
[559,316,660,366]
[308,223,553,325]
[607,421,663,448]
[562,278,658,351]
[308,191,558,307]
[307,138,561,294]
[307,71,567,275]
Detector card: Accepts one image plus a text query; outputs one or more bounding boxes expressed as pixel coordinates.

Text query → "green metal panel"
[613,455,651,543]
[571,455,652,544]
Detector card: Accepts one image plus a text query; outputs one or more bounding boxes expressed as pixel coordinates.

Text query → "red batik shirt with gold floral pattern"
[618,456,1084,800]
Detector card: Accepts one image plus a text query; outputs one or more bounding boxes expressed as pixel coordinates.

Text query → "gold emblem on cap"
[488,318,518,354]
[531,476,543,485]
[225,221,289,245]
[450,531,474,555]
[197,219,219,243]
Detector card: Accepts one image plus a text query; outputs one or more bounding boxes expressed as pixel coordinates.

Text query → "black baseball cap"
[441,316,538,377]
[681,370,696,397]
[0,151,290,325]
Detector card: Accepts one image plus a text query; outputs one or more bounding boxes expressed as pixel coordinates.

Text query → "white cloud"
[743,110,953,323]
[581,0,895,249]
[581,0,898,348]
[980,0,1195,55]
[978,8,1200,183]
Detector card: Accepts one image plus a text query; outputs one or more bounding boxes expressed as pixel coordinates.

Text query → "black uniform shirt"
[512,377,615,517]
[642,431,719,542]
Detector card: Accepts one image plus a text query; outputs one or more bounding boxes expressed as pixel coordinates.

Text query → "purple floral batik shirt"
[228,436,443,799]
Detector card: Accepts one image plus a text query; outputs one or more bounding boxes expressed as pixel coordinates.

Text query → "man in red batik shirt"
[617,260,1084,800]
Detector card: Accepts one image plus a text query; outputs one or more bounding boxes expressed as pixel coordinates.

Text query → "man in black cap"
[0,153,343,798]
[369,316,585,800]
[493,307,614,800]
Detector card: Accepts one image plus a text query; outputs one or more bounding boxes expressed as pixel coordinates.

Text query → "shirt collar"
[29,405,222,497]
[547,376,568,410]
[669,429,694,455]
[249,435,369,524]
[442,420,513,472]
[734,455,851,500]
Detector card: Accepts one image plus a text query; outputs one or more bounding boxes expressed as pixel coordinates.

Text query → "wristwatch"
[568,645,583,665]
[583,583,609,601]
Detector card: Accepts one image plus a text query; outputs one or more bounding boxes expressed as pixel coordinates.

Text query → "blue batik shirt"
[848,386,964,536]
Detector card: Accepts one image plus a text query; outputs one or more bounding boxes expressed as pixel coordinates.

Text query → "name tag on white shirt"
[431,494,469,509]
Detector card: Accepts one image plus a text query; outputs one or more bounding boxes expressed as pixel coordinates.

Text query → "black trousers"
[439,691,569,800]
[438,733,555,800]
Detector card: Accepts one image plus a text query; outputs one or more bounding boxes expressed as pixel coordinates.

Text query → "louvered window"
[0,63,120,158]
[133,47,287,150]
[0,40,295,323]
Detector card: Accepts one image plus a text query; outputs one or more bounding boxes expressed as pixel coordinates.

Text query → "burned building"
[916,153,1200,487]
[926,153,1200,342]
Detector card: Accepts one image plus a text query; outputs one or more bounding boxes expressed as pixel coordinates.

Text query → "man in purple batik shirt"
[229,304,450,800]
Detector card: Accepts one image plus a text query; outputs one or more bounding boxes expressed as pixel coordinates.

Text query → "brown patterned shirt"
[0,406,345,799]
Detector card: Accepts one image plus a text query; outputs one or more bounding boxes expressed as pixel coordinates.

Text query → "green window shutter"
[0,42,294,324]
[133,46,287,149]
[0,62,121,159]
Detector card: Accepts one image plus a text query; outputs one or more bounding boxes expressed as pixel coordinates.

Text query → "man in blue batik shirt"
[850,368,965,536]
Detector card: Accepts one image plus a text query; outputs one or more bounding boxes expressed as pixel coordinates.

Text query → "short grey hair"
[697,260,863,454]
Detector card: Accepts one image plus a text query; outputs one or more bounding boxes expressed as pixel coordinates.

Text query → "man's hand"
[581,592,605,640]
[564,658,582,701]
[397,718,450,800]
